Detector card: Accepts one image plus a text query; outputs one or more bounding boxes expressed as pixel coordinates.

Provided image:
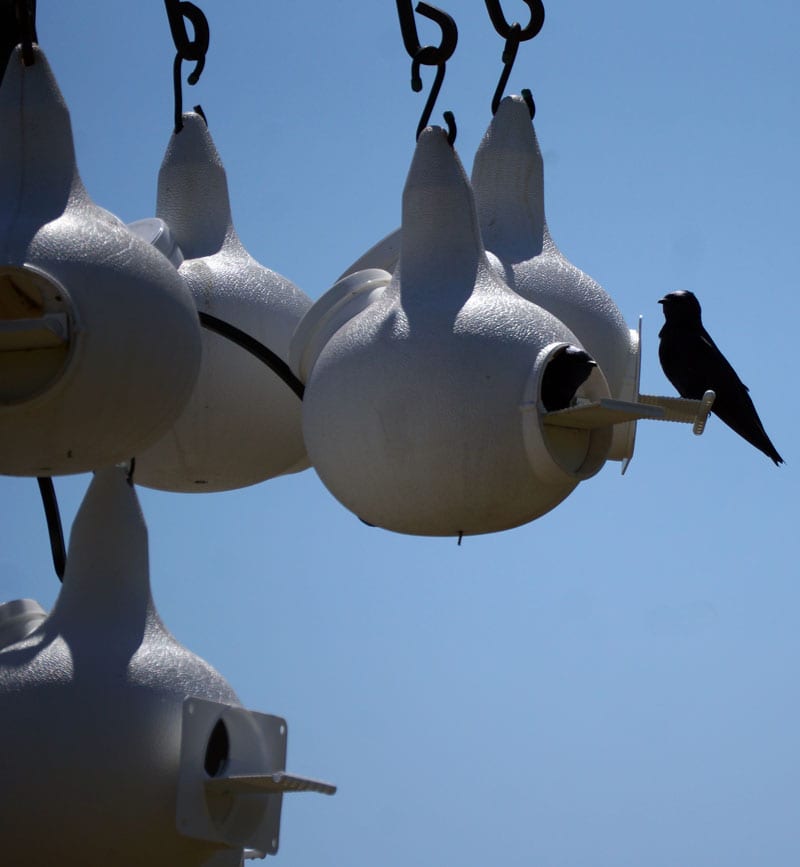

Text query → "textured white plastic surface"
[337,227,401,281]
[471,96,639,462]
[0,47,202,476]
[336,97,640,468]
[135,113,311,492]
[0,468,242,864]
[128,216,185,268]
[0,598,47,649]
[289,268,392,383]
[0,468,331,864]
[471,97,635,396]
[300,128,612,536]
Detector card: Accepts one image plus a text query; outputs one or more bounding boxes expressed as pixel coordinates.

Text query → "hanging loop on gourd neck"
[484,0,544,115]
[395,0,458,145]
[164,0,210,133]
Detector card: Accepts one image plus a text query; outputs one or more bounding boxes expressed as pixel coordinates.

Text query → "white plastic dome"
[297,128,611,536]
[0,467,335,864]
[134,113,311,492]
[471,95,640,460]
[0,468,240,865]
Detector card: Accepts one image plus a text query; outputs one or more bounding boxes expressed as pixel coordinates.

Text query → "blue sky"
[2,2,798,865]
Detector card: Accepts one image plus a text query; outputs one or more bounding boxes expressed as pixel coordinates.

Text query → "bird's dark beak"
[658,298,666,305]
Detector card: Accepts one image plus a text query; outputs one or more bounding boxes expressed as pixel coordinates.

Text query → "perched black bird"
[541,345,597,412]
[658,290,783,465]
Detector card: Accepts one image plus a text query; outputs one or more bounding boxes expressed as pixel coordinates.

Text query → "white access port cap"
[0,598,47,649]
[128,218,185,269]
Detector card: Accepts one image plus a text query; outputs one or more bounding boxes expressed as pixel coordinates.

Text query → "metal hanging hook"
[1,0,37,79]
[395,0,458,145]
[484,0,544,115]
[164,0,210,133]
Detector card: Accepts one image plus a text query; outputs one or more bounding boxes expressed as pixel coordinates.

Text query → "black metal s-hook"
[485,0,544,41]
[484,0,544,115]
[1,0,37,80]
[164,0,210,133]
[395,0,458,144]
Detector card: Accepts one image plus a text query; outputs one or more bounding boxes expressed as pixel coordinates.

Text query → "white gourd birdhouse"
[0,468,334,865]
[294,127,613,537]
[134,112,311,492]
[338,96,643,468]
[0,47,202,476]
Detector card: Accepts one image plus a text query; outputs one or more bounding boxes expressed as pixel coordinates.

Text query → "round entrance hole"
[0,266,73,404]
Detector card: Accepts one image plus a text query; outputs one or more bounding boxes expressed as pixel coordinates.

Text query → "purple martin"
[658,290,783,465]
[541,346,597,412]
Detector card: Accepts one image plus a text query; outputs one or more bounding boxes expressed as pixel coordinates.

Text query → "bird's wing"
[698,327,749,392]
[659,326,710,398]
[660,319,782,464]
[695,329,781,460]
[659,324,747,399]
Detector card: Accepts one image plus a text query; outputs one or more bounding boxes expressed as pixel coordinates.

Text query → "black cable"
[37,477,66,582]
[30,312,299,585]
[198,311,305,400]
[31,312,301,587]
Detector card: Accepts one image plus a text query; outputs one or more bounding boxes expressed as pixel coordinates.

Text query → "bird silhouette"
[541,345,597,412]
[658,290,783,465]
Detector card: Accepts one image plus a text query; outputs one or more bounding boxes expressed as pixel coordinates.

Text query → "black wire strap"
[37,477,66,582]
[198,312,305,400]
[395,1,458,144]
[484,0,544,115]
[31,313,301,587]
[164,0,210,133]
